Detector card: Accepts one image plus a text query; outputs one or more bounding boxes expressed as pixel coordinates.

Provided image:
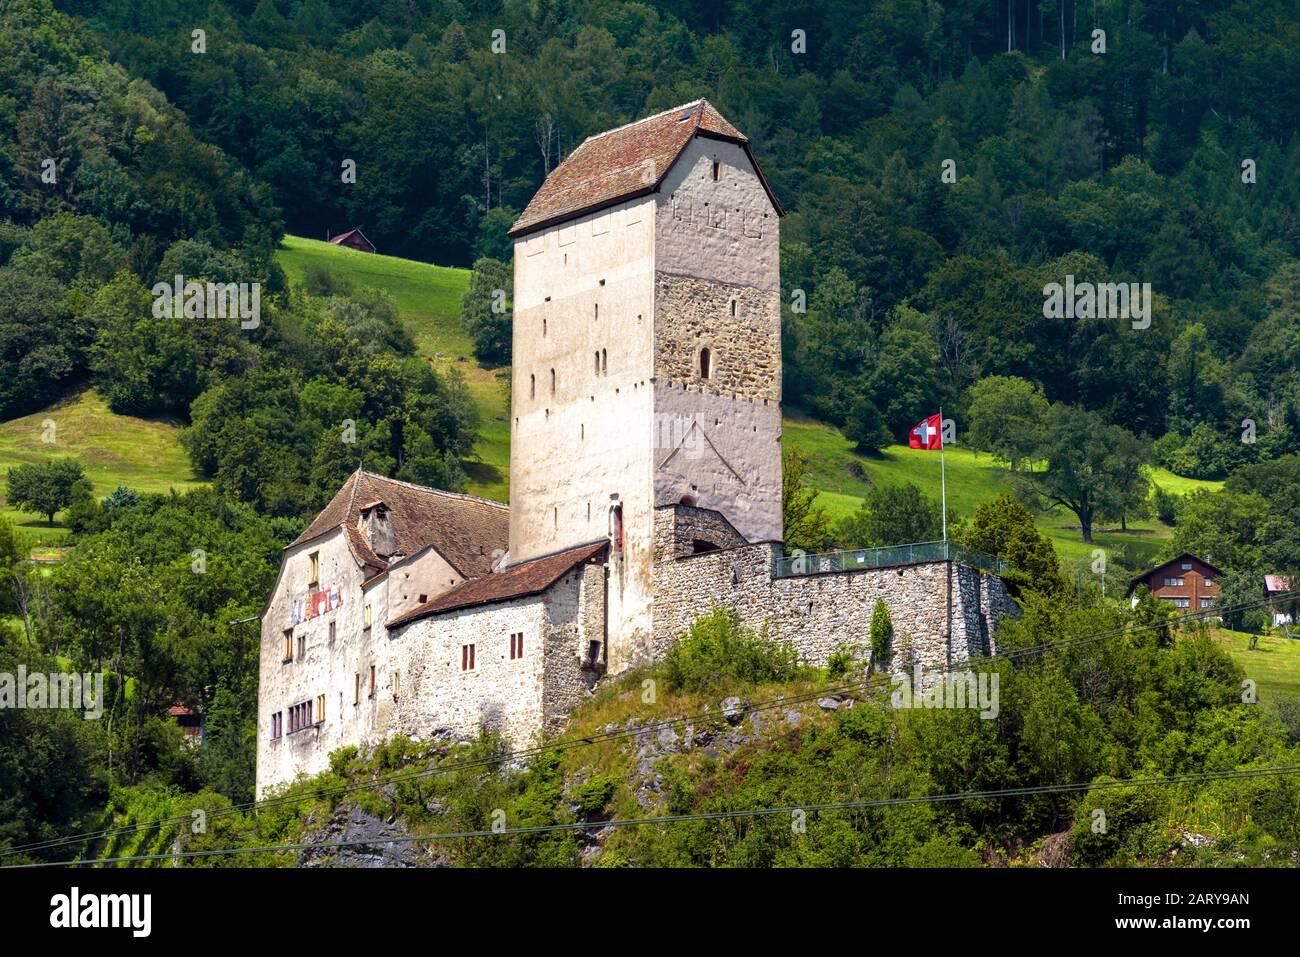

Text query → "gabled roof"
[291,469,509,579]
[508,99,782,238]
[1126,552,1225,596]
[329,227,375,250]
[387,540,607,628]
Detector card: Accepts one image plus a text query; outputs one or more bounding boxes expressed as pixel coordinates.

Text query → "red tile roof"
[292,469,509,578]
[509,99,781,238]
[387,540,607,627]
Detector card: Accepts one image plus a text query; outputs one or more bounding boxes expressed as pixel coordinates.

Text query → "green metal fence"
[772,540,1005,578]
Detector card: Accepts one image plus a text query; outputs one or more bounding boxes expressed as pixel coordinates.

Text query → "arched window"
[699,347,712,379]
[679,494,696,507]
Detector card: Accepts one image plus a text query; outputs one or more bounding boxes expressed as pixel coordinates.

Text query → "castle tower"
[508,100,783,667]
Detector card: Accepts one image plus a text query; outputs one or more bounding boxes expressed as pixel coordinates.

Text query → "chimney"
[359,502,395,559]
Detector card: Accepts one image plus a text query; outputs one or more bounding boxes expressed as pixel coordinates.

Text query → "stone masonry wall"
[652,503,748,561]
[651,542,1015,672]
[653,272,779,401]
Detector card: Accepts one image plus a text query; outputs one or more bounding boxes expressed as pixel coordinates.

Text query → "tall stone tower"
[507,100,783,667]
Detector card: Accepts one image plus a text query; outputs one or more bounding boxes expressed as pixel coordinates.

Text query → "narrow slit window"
[699,347,712,379]
[712,160,719,181]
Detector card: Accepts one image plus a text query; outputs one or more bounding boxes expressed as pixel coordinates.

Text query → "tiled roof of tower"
[387,540,608,627]
[291,469,509,578]
[508,99,781,238]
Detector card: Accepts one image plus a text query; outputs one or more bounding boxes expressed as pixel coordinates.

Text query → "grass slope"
[781,412,1223,570]
[1212,628,1300,709]
[276,236,510,501]
[0,389,203,548]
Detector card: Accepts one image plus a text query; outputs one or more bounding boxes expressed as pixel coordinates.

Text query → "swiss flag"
[908,413,943,450]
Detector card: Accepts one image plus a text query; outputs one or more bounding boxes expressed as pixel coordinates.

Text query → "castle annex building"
[257,101,1013,796]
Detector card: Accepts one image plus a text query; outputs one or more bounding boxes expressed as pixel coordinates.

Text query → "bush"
[869,600,893,666]
[1152,486,1177,525]
[662,607,803,692]
[826,644,859,679]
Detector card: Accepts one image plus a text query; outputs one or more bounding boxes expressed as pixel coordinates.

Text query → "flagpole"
[939,407,948,549]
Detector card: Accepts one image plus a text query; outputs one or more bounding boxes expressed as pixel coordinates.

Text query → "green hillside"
[0,389,203,548]
[276,236,510,502]
[1212,629,1300,710]
[781,412,1223,569]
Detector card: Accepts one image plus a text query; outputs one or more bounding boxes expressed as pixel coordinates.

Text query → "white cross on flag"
[908,413,943,450]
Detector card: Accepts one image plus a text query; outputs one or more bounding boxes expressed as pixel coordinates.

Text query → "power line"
[10,763,1299,868]
[6,588,1295,859]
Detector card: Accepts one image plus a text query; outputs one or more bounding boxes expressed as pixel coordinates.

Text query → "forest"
[0,0,1298,865]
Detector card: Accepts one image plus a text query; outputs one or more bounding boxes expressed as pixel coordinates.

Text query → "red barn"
[1126,552,1222,613]
[328,227,376,254]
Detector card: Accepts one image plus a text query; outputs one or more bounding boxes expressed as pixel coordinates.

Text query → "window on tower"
[699,347,712,379]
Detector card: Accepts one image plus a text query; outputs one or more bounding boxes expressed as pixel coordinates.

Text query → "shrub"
[869,599,893,666]
[662,607,802,692]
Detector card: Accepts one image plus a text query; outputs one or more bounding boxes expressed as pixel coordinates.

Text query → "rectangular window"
[297,634,305,661]
[354,673,361,705]
[509,632,524,660]
[1181,562,1192,571]
[283,629,293,663]
[315,694,325,724]
[1174,598,1190,608]
[271,712,282,739]
[369,665,376,697]
[393,671,401,699]
[1200,598,1214,608]
[364,603,372,629]
[328,621,336,644]
[1204,578,1213,587]
[461,643,476,672]
[287,700,314,734]
[309,551,320,588]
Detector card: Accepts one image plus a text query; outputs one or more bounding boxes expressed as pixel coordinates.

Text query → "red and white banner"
[908,413,943,450]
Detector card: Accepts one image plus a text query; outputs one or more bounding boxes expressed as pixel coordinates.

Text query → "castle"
[256,101,1013,796]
